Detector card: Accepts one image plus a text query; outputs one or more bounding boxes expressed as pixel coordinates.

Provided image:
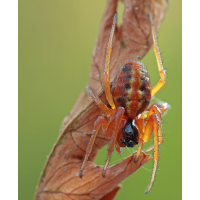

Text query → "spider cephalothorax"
[79,13,168,194]
[121,120,139,148]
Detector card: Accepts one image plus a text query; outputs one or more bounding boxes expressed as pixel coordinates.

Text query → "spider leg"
[115,142,122,153]
[137,105,163,148]
[87,86,113,116]
[148,14,166,98]
[134,105,162,193]
[102,107,125,177]
[80,116,108,178]
[143,145,154,153]
[143,114,161,194]
[103,14,117,110]
[143,102,169,153]
[135,104,164,155]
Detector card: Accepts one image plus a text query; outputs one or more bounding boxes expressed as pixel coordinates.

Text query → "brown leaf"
[35,0,168,199]
[35,152,152,200]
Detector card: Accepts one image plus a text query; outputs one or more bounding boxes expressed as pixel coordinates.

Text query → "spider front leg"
[80,116,108,178]
[144,102,169,153]
[148,14,166,98]
[143,113,161,194]
[102,107,125,177]
[134,105,163,193]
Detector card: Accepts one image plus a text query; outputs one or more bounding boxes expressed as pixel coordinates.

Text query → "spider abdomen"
[111,60,151,118]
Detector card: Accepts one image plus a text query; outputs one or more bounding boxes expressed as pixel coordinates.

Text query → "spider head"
[121,120,139,148]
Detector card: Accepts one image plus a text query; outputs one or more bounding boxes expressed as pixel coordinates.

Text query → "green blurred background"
[19,0,181,199]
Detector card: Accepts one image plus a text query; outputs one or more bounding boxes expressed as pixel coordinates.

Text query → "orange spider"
[79,13,168,193]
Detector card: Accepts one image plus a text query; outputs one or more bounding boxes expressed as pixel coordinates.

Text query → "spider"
[79,13,168,193]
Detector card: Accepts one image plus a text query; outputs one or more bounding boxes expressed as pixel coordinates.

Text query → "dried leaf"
[35,0,168,199]
[36,152,152,200]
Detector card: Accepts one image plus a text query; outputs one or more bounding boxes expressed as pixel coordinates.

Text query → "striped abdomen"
[111,60,151,119]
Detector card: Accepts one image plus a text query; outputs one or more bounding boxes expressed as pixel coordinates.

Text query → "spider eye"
[121,139,134,147]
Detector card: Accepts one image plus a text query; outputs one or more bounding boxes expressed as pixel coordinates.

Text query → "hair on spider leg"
[163,64,172,71]
[144,160,162,194]
[161,55,169,68]
[160,117,168,122]
[158,147,165,156]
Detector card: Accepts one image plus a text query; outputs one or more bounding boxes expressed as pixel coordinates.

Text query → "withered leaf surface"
[36,152,151,200]
[35,0,168,199]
